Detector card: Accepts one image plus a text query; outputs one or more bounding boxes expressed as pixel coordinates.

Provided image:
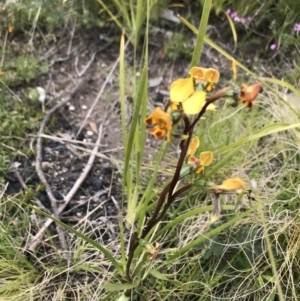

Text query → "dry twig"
[33,82,85,260]
[75,51,97,77]
[28,122,103,252]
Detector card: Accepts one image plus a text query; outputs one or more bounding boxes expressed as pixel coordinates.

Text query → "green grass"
[0,91,43,176]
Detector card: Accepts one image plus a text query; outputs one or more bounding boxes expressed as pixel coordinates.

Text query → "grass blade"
[214,122,300,156]
[27,205,123,275]
[169,206,256,260]
[224,12,238,51]
[153,205,235,241]
[119,31,128,148]
[189,0,212,68]
[260,77,300,98]
[106,279,140,291]
[123,66,148,183]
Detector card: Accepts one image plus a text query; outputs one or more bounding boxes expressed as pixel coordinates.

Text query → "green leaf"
[97,0,122,30]
[149,269,182,287]
[189,0,211,68]
[153,205,235,241]
[224,12,237,51]
[260,77,300,98]
[123,66,148,184]
[119,31,128,148]
[106,279,140,292]
[262,274,276,283]
[266,291,276,301]
[168,207,257,260]
[136,141,169,233]
[25,204,123,275]
[214,123,300,156]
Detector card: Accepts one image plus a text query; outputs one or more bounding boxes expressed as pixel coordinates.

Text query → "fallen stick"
[32,81,87,258]
[27,81,83,253]
[35,97,72,259]
[28,123,103,251]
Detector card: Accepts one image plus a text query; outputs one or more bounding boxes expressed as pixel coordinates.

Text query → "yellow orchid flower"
[209,177,245,224]
[187,136,200,155]
[207,177,245,192]
[188,152,213,174]
[181,90,207,115]
[217,177,245,191]
[169,67,220,115]
[207,103,217,112]
[145,107,173,141]
[170,77,194,103]
[189,67,220,91]
[187,137,213,174]
[189,67,220,84]
[148,126,167,141]
[199,151,213,166]
[238,83,263,108]
[204,68,219,83]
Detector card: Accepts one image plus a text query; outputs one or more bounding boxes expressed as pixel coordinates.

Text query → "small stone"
[106,76,113,85]
[149,76,163,88]
[160,9,180,23]
[36,87,46,103]
[81,105,87,110]
[86,130,93,137]
[69,105,75,111]
[76,212,82,217]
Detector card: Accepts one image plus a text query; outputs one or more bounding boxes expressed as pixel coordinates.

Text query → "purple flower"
[240,17,246,24]
[270,44,277,50]
[247,16,253,22]
[234,16,240,22]
[294,23,300,32]
[226,8,231,14]
[231,12,238,18]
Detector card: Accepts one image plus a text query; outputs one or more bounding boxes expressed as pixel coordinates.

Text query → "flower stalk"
[125,66,262,281]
